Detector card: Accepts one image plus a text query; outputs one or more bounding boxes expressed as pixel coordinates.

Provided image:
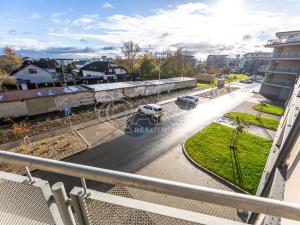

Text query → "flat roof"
[0,85,89,103]
[84,77,196,92]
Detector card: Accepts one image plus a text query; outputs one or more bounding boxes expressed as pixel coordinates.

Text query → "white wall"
[114,68,126,75]
[82,70,117,80]
[82,70,105,77]
[13,65,54,83]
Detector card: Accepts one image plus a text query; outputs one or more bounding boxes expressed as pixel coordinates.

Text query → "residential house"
[72,60,90,75]
[260,30,300,100]
[11,58,59,89]
[80,61,127,84]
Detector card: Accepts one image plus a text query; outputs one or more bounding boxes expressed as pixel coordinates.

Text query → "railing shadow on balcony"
[273,52,300,59]
[267,66,300,74]
[263,78,294,87]
[1,151,300,225]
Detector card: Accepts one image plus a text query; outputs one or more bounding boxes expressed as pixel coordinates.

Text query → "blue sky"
[1,0,300,59]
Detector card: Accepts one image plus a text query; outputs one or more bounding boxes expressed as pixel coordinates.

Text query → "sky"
[1,0,300,60]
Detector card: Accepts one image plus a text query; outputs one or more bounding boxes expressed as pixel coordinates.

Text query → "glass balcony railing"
[267,36,300,45]
[273,52,300,59]
[263,78,294,87]
[257,65,270,71]
[267,66,300,74]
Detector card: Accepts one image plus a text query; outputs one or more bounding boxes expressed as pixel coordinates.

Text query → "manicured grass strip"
[197,82,209,87]
[252,103,284,116]
[224,112,279,130]
[185,123,272,194]
[226,74,249,83]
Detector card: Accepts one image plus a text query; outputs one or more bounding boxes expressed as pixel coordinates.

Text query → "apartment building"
[240,52,272,75]
[260,30,300,100]
[206,55,228,74]
[227,55,240,73]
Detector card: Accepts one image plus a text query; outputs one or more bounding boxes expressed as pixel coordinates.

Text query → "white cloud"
[52,11,71,25]
[72,14,100,29]
[0,37,60,51]
[7,0,300,59]
[29,12,40,20]
[102,2,113,8]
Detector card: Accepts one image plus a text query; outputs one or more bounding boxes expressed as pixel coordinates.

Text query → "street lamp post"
[158,57,161,100]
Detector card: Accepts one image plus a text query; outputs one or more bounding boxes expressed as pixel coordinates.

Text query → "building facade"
[80,61,126,82]
[206,55,228,74]
[260,30,300,100]
[240,52,272,75]
[11,59,59,89]
[227,56,240,73]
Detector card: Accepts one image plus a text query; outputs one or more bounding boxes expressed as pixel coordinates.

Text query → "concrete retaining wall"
[1,78,197,117]
[26,97,57,115]
[94,89,125,103]
[123,85,146,98]
[0,101,29,118]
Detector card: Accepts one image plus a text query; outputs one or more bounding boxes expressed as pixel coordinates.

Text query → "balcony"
[263,78,294,88]
[265,66,300,75]
[1,150,300,225]
[257,65,270,72]
[272,52,300,60]
[266,36,300,46]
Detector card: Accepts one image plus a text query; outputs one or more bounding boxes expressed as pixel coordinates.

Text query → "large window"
[28,68,37,74]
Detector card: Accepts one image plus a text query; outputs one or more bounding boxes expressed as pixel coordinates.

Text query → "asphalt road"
[33,83,260,192]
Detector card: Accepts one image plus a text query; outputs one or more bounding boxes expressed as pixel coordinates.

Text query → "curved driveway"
[33,83,260,192]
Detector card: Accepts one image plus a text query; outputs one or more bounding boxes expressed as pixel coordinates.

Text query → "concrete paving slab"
[77,122,124,147]
[109,146,245,222]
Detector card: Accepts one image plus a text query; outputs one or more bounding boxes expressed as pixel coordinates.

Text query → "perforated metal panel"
[71,187,247,225]
[0,172,63,225]
[76,190,197,225]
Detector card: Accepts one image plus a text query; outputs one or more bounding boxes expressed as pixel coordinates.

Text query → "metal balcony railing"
[263,78,294,87]
[1,150,300,225]
[257,65,270,71]
[267,66,300,74]
[273,52,300,59]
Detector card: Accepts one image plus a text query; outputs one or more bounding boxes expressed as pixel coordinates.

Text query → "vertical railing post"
[52,182,76,225]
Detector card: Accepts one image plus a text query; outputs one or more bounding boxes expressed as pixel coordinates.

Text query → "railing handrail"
[1,150,300,221]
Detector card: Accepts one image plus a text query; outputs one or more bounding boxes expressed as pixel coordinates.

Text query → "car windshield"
[153,107,162,112]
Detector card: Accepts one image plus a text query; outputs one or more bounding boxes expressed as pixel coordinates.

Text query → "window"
[28,68,37,74]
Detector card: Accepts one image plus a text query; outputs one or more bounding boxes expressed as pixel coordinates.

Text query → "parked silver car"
[177,95,199,104]
[138,104,164,119]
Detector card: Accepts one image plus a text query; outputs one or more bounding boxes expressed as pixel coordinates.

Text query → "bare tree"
[122,41,140,74]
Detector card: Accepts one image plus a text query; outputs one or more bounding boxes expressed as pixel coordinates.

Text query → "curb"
[74,129,92,148]
[182,137,248,194]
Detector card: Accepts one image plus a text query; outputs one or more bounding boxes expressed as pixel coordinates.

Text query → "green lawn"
[197,74,248,88]
[226,74,249,83]
[252,103,284,116]
[197,80,217,88]
[224,112,279,130]
[185,123,272,194]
